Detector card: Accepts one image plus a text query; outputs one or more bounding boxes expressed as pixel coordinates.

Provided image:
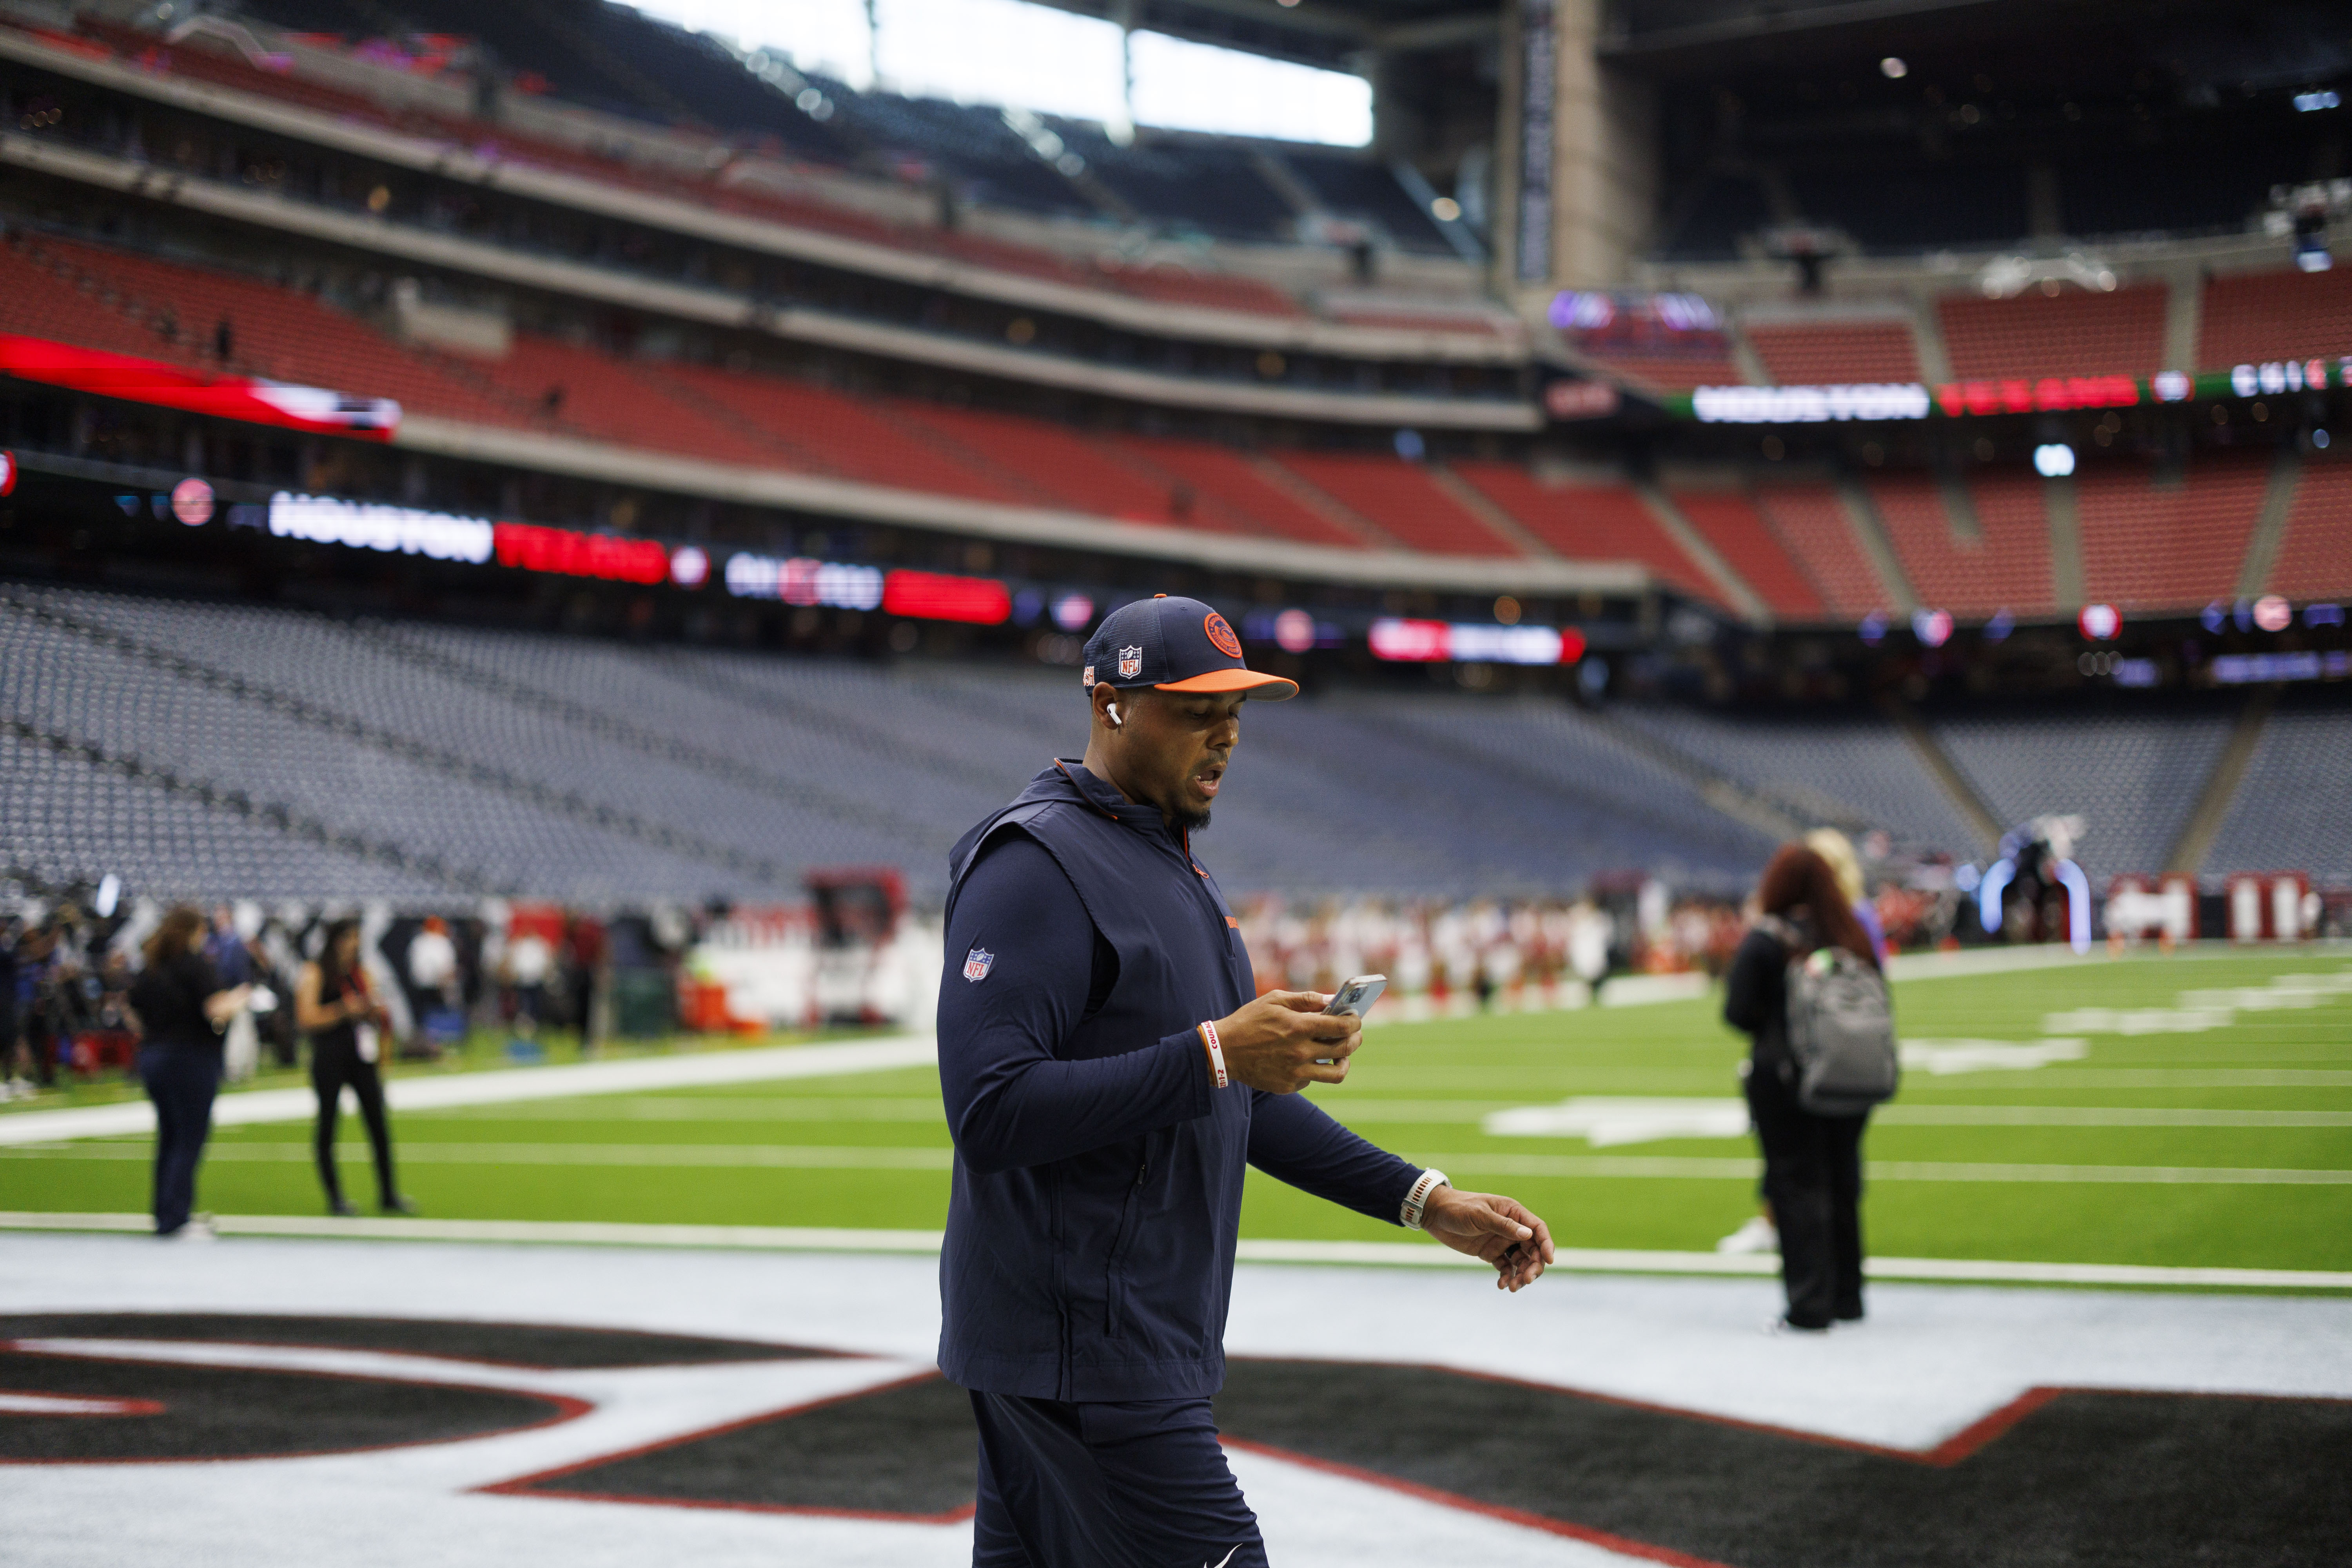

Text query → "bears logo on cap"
[1203,611,1242,659]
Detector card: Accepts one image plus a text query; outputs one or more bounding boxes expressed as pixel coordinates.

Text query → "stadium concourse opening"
[3,0,2352,1561]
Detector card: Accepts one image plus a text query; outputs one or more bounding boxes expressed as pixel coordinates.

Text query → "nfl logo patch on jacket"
[964,948,995,982]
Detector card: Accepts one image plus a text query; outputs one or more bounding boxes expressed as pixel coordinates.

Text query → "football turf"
[5,949,2348,1274]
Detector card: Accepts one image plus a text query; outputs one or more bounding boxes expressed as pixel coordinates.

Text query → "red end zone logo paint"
[1203,612,1242,659]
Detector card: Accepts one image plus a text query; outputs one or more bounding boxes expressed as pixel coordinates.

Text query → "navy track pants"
[969,1390,1267,1568]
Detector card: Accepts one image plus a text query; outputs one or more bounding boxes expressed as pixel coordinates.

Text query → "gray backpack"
[1757,915,1899,1115]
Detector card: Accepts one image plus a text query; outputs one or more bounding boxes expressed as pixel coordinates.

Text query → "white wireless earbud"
[1105,702,1124,729]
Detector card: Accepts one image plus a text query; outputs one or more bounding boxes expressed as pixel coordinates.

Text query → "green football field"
[6,947,2349,1274]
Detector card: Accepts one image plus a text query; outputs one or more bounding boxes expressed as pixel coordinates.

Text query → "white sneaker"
[1717,1216,1779,1255]
[163,1216,218,1243]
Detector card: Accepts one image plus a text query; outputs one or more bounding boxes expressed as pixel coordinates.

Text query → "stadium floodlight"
[2078,603,2122,640]
[2033,443,2076,477]
[1051,593,1095,631]
[1912,608,1954,648]
[2253,595,2294,633]
[668,546,710,589]
[1880,57,1907,79]
[1978,251,2117,298]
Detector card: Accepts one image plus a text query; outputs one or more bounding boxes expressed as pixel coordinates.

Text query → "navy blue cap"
[1081,595,1298,700]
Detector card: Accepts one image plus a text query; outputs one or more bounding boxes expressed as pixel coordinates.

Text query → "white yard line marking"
[1477,1097,2352,1138]
[3,1211,2347,1291]
[8,1142,2348,1184]
[0,1036,938,1147]
[1417,1152,2352,1184]
[1900,1038,2090,1073]
[3,1142,956,1169]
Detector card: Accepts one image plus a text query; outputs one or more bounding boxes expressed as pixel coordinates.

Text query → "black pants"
[1745,1062,1867,1328]
[969,1391,1265,1568]
[312,1037,398,1207]
[140,1044,220,1234]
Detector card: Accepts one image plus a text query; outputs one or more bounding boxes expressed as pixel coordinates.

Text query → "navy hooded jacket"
[936,759,1423,1402]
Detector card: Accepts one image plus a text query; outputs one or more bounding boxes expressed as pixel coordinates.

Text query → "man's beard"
[1169,805,1212,835]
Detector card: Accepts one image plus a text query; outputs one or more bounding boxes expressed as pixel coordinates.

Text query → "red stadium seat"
[2268,456,2352,600]
[1871,472,2056,618]
[1744,322,1921,386]
[1668,489,1826,620]
[1451,464,1718,597]
[1747,482,1884,618]
[2074,454,2270,613]
[1274,454,1524,557]
[1937,283,2168,381]
[2196,268,2352,369]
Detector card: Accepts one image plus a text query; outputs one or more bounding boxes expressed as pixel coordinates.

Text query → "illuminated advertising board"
[1369,619,1586,664]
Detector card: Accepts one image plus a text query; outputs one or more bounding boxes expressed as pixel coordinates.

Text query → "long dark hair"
[1757,844,1880,971]
[317,917,365,995]
[142,905,205,969]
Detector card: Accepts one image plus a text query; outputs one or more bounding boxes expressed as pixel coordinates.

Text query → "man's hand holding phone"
[1212,989,1363,1093]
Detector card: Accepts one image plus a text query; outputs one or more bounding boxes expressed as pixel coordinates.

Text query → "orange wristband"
[1198,1020,1228,1089]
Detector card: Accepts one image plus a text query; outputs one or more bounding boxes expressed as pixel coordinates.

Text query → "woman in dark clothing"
[298,919,412,1217]
[126,906,252,1236]
[1724,844,1884,1332]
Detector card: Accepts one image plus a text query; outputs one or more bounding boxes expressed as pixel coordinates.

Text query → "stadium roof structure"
[1023,0,1504,71]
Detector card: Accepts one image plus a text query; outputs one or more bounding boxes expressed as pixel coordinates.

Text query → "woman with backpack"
[1724,843,1892,1332]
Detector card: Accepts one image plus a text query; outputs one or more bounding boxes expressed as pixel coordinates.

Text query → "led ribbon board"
[0,335,399,439]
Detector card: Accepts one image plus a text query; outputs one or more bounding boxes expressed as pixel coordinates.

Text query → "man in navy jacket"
[939,595,1555,1568]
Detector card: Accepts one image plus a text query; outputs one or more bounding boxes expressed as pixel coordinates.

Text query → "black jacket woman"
[1723,843,1884,1331]
[298,919,412,1217]
[126,905,252,1236]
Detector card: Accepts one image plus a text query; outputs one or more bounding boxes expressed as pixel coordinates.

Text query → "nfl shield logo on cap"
[1118,645,1143,679]
[963,947,995,982]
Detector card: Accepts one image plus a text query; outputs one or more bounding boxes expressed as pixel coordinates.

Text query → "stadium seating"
[2,581,2336,899]
[2196,267,2352,369]
[1931,706,2240,877]
[0,228,1563,561]
[1667,490,1825,620]
[1938,283,2168,381]
[1572,347,1744,393]
[0,232,521,429]
[1610,705,1985,853]
[2074,454,2271,613]
[642,363,1023,504]
[2268,455,2352,601]
[0,584,1812,899]
[1105,437,1368,548]
[1451,466,1717,599]
[0,725,447,902]
[1749,482,1884,618]
[1272,454,1524,557]
[1743,321,1921,386]
[2208,693,2352,884]
[21,15,1314,321]
[1872,472,2056,617]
